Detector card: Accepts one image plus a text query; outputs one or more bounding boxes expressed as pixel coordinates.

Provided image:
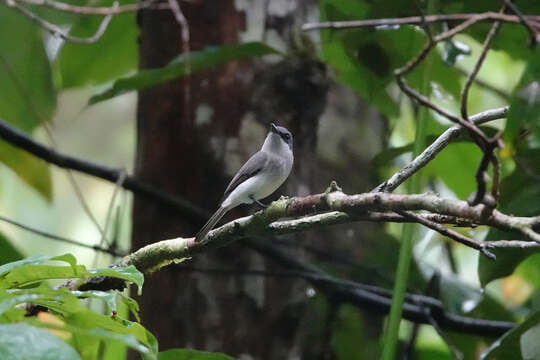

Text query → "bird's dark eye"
[283,133,290,140]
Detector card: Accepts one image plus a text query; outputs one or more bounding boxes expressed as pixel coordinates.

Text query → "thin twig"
[43,125,109,244]
[374,106,508,193]
[301,13,540,31]
[14,0,169,15]
[504,0,538,47]
[396,210,496,259]
[461,6,505,205]
[0,215,122,256]
[0,117,209,221]
[8,1,116,44]
[461,17,503,122]
[99,170,127,249]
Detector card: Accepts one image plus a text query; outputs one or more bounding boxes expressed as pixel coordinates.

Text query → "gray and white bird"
[195,123,294,242]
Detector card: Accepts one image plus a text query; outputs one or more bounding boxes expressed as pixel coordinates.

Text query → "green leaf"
[0,323,81,360]
[102,297,130,360]
[29,317,156,359]
[88,42,280,105]
[0,232,23,265]
[158,349,235,360]
[0,254,75,278]
[0,141,53,200]
[56,0,138,88]
[71,290,118,314]
[480,309,540,359]
[89,265,144,295]
[117,292,140,322]
[0,255,143,293]
[0,6,55,200]
[65,310,156,356]
[319,2,462,118]
[0,265,87,289]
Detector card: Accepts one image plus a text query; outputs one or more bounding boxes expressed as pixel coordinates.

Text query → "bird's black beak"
[270,123,279,134]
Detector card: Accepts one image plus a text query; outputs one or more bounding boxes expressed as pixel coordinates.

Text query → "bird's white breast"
[222,154,292,209]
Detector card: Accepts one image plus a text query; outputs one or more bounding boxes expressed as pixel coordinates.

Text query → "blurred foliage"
[88,42,280,105]
[56,0,138,89]
[0,255,234,360]
[0,6,54,199]
[0,0,539,358]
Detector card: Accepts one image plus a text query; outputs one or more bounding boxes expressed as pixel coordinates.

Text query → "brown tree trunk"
[133,1,318,357]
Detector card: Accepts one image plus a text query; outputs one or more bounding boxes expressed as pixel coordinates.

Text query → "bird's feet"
[250,195,268,208]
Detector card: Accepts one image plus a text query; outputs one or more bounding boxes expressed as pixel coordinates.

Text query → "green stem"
[381,9,434,358]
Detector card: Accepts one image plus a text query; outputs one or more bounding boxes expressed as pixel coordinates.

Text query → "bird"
[195,123,294,242]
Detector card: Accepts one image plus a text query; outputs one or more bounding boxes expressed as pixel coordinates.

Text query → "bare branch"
[0,215,122,256]
[7,1,116,44]
[374,106,508,193]
[396,210,495,259]
[461,16,503,122]
[117,186,540,274]
[13,0,169,15]
[302,13,540,31]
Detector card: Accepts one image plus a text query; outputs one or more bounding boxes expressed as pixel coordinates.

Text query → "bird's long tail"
[195,206,229,242]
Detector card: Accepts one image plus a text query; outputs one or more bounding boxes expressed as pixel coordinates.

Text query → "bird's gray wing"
[222,151,268,201]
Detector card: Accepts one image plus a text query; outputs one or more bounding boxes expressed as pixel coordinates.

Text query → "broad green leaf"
[0,255,143,293]
[0,142,52,200]
[0,323,81,360]
[0,6,55,199]
[66,310,155,354]
[29,318,155,359]
[480,309,540,359]
[158,349,235,360]
[88,42,280,105]
[0,265,87,289]
[56,0,138,88]
[0,232,23,265]
[71,290,118,314]
[0,7,55,130]
[117,292,140,322]
[3,287,80,316]
[102,297,130,360]
[0,254,76,278]
[89,265,144,294]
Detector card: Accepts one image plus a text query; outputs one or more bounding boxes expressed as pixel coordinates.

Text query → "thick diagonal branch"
[118,186,540,274]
